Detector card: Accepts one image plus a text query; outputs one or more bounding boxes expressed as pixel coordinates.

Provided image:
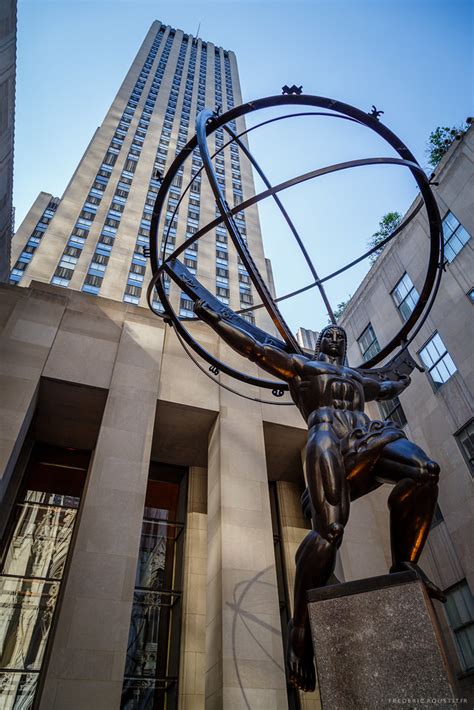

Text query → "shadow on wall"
[226,565,284,710]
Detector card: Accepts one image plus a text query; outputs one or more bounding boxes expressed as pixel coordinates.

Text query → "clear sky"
[14,0,473,333]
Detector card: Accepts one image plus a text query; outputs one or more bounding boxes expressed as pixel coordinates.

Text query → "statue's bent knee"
[425,459,440,482]
[326,522,344,547]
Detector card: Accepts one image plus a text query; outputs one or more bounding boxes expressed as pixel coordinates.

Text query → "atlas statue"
[147,94,446,694]
[193,302,443,692]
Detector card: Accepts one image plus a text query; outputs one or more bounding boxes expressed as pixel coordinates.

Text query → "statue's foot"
[390,561,446,603]
[286,619,316,693]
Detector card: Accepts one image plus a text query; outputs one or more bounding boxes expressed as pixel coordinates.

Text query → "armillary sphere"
[146,94,443,404]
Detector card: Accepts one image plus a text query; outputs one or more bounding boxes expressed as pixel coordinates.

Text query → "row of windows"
[9,199,60,284]
[156,43,205,311]
[355,208,471,378]
[49,29,167,291]
[357,321,457,391]
[83,33,176,297]
[357,323,473,477]
[123,38,191,306]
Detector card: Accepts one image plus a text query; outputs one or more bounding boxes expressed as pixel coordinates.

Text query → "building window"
[121,465,187,709]
[444,580,474,672]
[357,323,380,362]
[240,293,253,305]
[391,273,419,322]
[442,211,471,263]
[0,444,90,708]
[419,332,457,388]
[455,419,474,475]
[378,397,407,429]
[179,296,195,318]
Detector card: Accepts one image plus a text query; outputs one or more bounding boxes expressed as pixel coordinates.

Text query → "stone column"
[206,389,288,709]
[178,466,208,710]
[39,317,164,710]
[0,286,66,504]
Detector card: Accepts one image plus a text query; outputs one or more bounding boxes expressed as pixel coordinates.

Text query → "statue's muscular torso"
[288,356,366,423]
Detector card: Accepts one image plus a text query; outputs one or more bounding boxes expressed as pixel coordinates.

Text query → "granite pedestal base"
[308,571,456,710]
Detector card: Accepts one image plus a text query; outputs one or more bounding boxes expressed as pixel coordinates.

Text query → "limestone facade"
[0,281,311,709]
[339,125,474,702]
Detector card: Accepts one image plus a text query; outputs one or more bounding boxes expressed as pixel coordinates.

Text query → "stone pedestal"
[308,571,456,710]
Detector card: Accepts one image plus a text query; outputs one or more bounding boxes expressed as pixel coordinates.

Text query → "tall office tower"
[10,21,268,326]
[0,0,16,282]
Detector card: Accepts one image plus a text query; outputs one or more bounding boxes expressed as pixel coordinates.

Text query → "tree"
[368,211,402,264]
[426,123,469,171]
[333,299,350,321]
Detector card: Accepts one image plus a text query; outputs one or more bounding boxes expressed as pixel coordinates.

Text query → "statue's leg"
[373,437,444,600]
[287,421,349,692]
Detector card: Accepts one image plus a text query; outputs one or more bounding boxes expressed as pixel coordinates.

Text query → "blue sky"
[14,0,473,332]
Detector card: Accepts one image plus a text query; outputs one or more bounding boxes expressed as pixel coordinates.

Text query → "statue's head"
[314,325,347,364]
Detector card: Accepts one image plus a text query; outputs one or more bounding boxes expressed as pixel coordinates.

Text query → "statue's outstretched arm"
[194,299,296,381]
[362,373,411,402]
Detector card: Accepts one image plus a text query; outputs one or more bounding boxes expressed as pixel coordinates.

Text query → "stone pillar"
[276,481,321,710]
[179,466,208,709]
[0,286,66,504]
[206,391,288,709]
[38,318,164,710]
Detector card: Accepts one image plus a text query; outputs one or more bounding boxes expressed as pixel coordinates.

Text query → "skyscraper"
[10,21,269,327]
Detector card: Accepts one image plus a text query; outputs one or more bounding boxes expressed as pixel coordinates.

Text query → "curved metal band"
[196,107,302,352]
[154,108,364,291]
[173,327,294,406]
[147,156,426,390]
[148,94,443,389]
[235,199,424,315]
[222,124,337,323]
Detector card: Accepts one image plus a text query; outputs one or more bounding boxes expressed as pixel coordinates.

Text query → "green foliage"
[368,212,402,264]
[333,300,350,321]
[426,124,468,170]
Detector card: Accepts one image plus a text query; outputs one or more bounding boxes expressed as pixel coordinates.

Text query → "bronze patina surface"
[192,307,443,692]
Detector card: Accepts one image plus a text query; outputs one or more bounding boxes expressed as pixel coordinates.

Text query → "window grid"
[357,324,381,362]
[444,580,474,672]
[9,198,60,284]
[419,332,456,388]
[377,397,407,429]
[455,419,474,475]
[51,27,167,289]
[121,34,190,306]
[392,272,419,322]
[443,211,471,262]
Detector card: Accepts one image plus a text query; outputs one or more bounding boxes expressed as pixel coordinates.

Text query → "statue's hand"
[193,298,206,315]
[194,299,220,323]
[398,373,411,389]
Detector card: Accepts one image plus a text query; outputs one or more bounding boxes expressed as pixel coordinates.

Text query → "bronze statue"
[193,301,443,692]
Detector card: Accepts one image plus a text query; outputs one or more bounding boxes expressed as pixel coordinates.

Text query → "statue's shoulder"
[344,364,364,380]
[292,353,312,370]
